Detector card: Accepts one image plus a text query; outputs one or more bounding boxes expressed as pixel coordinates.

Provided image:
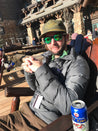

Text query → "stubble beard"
[51,41,66,56]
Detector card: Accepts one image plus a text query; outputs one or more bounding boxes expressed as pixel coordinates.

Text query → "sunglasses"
[44,34,63,44]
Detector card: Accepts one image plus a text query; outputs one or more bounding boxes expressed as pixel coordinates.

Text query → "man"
[32,37,36,46]
[0,19,90,131]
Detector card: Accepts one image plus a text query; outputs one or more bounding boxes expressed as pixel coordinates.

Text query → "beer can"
[71,100,89,131]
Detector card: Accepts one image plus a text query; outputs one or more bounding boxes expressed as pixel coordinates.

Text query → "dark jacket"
[24,48,90,124]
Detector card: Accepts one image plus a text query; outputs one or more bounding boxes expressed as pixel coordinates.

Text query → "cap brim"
[39,30,66,39]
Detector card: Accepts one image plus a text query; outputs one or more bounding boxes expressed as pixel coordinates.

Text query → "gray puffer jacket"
[24,48,90,124]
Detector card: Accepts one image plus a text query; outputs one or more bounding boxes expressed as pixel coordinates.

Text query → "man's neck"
[55,55,60,58]
[52,50,68,60]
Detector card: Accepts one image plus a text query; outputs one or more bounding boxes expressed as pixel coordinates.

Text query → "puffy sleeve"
[24,71,36,91]
[35,56,90,115]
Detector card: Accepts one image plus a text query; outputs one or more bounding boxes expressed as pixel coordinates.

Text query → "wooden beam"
[5,87,34,97]
[53,0,55,4]
[82,0,97,7]
[82,0,89,7]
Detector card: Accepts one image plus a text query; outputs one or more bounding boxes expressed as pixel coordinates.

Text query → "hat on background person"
[40,19,66,38]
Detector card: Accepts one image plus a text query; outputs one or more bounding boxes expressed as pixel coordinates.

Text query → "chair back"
[70,34,97,107]
[83,56,97,107]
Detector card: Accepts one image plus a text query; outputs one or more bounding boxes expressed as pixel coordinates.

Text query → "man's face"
[44,32,66,55]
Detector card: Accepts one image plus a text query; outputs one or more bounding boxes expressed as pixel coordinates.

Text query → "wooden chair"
[2,37,98,130]
[1,67,31,113]
[4,87,98,131]
[2,83,98,131]
[0,57,4,86]
[90,40,98,69]
[4,58,98,112]
[41,100,98,131]
[0,66,3,85]
[3,54,98,131]
[5,87,34,112]
[5,85,98,113]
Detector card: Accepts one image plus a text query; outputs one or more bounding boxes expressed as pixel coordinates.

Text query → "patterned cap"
[40,19,66,38]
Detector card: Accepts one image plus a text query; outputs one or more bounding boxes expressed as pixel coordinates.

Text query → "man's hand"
[22,56,43,73]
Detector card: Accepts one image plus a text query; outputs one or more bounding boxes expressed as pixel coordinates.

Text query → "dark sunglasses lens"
[54,34,62,41]
[44,37,51,44]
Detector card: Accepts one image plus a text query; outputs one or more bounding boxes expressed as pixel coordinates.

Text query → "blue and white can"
[71,100,89,131]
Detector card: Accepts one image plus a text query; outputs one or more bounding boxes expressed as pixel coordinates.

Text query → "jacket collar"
[42,47,76,61]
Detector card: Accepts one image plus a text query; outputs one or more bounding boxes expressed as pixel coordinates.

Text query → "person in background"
[0,19,90,130]
[92,27,98,40]
[32,37,36,46]
[84,29,92,40]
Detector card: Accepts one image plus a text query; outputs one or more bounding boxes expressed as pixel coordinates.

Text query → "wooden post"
[26,23,33,45]
[71,4,85,35]
[0,58,4,86]
[10,97,20,113]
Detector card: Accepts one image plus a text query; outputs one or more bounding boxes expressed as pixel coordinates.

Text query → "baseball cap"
[40,19,66,38]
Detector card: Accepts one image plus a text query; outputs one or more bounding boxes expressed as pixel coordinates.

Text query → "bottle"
[71,100,89,131]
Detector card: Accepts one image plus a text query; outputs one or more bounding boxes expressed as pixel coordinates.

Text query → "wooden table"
[22,45,43,50]
[41,101,98,131]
